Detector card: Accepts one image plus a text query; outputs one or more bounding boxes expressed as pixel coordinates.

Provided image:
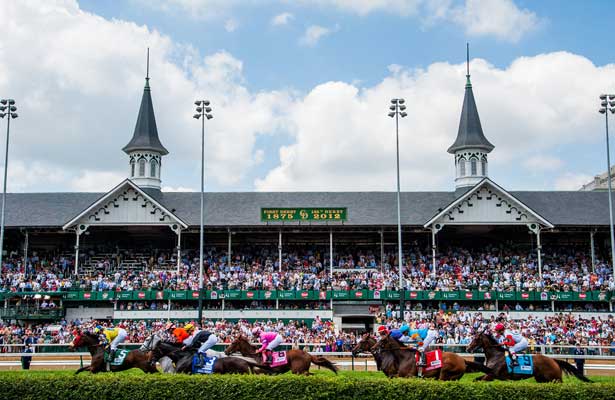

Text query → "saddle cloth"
[263,351,288,367]
[192,355,218,374]
[105,349,129,366]
[505,354,533,375]
[415,349,443,372]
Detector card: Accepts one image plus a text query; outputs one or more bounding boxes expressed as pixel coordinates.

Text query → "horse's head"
[467,329,495,353]
[70,330,97,350]
[141,334,161,352]
[370,334,400,353]
[225,335,251,356]
[352,332,376,356]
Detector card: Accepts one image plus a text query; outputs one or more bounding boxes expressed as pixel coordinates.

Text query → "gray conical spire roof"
[122,77,169,155]
[447,76,494,154]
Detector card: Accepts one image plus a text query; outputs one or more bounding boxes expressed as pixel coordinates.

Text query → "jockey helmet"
[494,323,505,332]
[184,323,195,332]
[399,325,409,333]
[252,327,261,336]
[94,325,103,334]
[165,322,176,331]
[377,326,389,335]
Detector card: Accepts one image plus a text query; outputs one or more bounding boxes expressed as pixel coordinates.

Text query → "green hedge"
[0,373,610,400]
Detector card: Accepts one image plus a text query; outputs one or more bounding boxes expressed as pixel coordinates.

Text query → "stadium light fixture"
[194,99,213,325]
[388,97,407,318]
[598,94,615,280]
[0,99,17,271]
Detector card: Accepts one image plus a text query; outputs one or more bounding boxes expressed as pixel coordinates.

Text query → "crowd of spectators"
[1,244,614,294]
[2,312,615,356]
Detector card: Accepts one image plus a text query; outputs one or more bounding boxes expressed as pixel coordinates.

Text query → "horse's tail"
[554,359,592,382]
[309,355,338,374]
[464,360,493,375]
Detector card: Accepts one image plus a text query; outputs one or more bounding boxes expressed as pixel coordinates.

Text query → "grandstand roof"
[3,190,610,228]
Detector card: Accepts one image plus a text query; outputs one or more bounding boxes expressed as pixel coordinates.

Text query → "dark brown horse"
[371,334,492,380]
[351,332,399,377]
[466,332,591,383]
[70,330,157,374]
[224,335,338,375]
[151,340,268,374]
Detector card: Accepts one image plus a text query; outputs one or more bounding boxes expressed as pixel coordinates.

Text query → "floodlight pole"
[599,94,615,280]
[0,100,17,270]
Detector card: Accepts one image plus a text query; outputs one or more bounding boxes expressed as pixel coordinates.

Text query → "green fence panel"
[405,291,422,300]
[115,292,133,301]
[555,292,574,301]
[318,291,330,300]
[99,291,115,301]
[350,290,367,300]
[295,291,313,300]
[424,291,442,300]
[223,290,241,300]
[516,292,533,301]
[496,292,516,301]
[261,290,277,300]
[277,291,295,300]
[241,290,259,300]
[332,291,349,300]
[440,291,461,300]
[475,291,495,300]
[169,291,187,300]
[383,290,401,300]
[593,291,611,302]
[81,292,96,300]
[65,292,79,300]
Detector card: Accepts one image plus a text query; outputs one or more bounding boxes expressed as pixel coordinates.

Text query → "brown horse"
[371,334,492,380]
[224,335,338,375]
[70,330,157,374]
[351,332,400,377]
[466,332,591,383]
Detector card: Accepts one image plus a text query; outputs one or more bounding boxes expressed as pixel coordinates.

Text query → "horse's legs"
[75,365,91,375]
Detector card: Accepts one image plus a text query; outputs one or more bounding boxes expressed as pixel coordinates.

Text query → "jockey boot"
[265,350,273,365]
[198,352,206,366]
[510,352,518,367]
[418,351,426,367]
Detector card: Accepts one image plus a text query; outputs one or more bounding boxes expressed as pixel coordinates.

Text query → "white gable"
[63,179,187,230]
[424,178,553,228]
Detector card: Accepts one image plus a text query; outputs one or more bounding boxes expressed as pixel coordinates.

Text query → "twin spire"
[122,48,168,156]
[447,43,494,154]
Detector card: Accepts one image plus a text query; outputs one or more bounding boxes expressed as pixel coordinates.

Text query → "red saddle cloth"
[262,351,288,367]
[416,349,443,372]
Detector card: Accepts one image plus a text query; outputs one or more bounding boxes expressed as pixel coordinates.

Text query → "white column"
[536,227,543,279]
[74,230,81,277]
[431,227,437,276]
[278,230,282,273]
[176,229,181,275]
[380,230,384,273]
[228,229,232,270]
[23,230,28,262]
[329,229,333,278]
[590,230,596,273]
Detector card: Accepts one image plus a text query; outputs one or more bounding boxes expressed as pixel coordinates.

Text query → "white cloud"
[256,52,615,191]
[554,173,593,191]
[299,0,422,16]
[450,0,540,42]
[299,24,338,46]
[0,0,290,192]
[271,12,294,26]
[224,18,238,32]
[522,155,564,172]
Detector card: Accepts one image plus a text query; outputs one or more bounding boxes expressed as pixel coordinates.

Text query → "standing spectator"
[573,343,585,375]
[21,344,33,370]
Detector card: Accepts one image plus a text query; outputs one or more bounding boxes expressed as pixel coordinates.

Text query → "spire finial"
[145,48,150,88]
[466,43,471,87]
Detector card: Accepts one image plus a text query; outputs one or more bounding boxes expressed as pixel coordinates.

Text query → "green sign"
[261,208,347,222]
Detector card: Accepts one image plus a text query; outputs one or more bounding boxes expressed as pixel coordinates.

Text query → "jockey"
[253,327,283,365]
[390,324,413,344]
[494,323,528,366]
[172,323,194,344]
[186,329,219,363]
[417,323,439,367]
[93,324,127,368]
[377,325,389,340]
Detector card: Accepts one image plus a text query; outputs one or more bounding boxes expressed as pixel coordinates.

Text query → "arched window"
[150,159,157,178]
[481,159,488,176]
[470,158,477,176]
[459,159,466,176]
[130,161,135,177]
[139,158,146,176]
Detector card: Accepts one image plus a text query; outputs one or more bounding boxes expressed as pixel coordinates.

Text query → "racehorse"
[140,334,175,373]
[224,335,338,375]
[371,334,492,380]
[351,332,400,377]
[70,330,157,374]
[151,340,268,374]
[466,331,591,383]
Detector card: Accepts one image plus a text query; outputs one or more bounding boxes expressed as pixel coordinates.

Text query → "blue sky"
[1,1,615,193]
